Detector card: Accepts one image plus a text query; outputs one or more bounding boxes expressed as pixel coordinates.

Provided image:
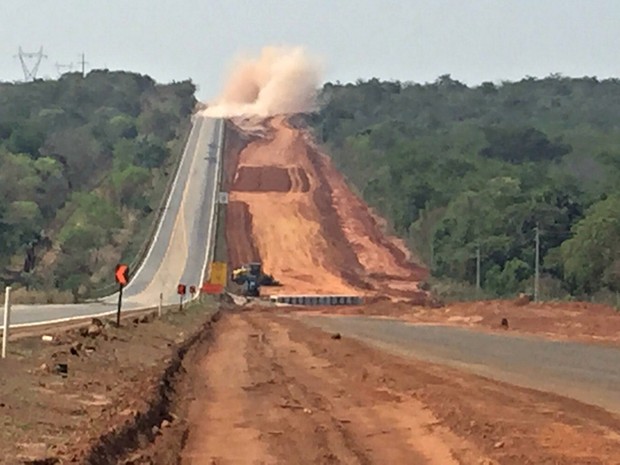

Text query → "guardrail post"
[2,286,11,359]
[158,292,163,318]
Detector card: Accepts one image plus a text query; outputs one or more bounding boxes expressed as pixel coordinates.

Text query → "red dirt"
[222,115,620,348]
[233,166,311,192]
[0,306,216,464]
[225,201,261,265]
[179,311,620,465]
[234,166,292,192]
[225,116,428,299]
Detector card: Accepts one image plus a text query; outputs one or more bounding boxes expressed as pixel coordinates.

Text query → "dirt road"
[180,311,620,465]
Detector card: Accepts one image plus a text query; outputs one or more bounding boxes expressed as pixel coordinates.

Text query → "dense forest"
[0,71,196,301]
[312,75,620,301]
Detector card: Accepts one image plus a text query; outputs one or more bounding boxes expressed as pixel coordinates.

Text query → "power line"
[55,62,74,77]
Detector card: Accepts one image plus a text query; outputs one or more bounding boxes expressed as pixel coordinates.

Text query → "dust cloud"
[203,46,322,118]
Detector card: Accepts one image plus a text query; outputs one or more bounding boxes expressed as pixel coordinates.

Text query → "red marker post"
[177,284,187,311]
[115,264,129,326]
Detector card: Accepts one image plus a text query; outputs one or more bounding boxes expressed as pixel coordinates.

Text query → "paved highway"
[299,315,620,414]
[2,115,223,327]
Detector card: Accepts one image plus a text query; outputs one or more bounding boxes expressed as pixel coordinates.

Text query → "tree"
[0,152,41,202]
[313,76,620,298]
[111,165,151,209]
[480,127,571,164]
[6,121,45,156]
[485,258,531,296]
[0,70,195,295]
[561,196,620,294]
[33,157,69,218]
[40,126,105,189]
[137,109,177,141]
[134,135,168,169]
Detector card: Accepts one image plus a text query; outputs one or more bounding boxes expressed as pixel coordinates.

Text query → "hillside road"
[1,116,222,328]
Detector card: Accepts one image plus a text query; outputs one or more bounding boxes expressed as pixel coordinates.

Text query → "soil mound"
[224,116,428,299]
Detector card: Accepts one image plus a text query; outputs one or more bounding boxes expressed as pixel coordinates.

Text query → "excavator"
[231,262,280,297]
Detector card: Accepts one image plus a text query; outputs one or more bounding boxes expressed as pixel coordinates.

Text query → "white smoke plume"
[203,46,322,118]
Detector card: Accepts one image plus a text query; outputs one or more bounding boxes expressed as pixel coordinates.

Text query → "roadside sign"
[177,284,187,311]
[209,262,228,286]
[201,283,223,295]
[114,264,129,327]
[115,264,129,286]
[218,192,229,204]
[189,285,196,295]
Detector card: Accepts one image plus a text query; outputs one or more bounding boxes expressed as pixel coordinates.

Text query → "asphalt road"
[299,315,620,414]
[2,115,223,327]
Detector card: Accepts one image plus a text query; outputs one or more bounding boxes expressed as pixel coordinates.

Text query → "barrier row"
[270,295,364,306]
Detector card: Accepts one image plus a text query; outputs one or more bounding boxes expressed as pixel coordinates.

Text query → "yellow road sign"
[209,262,228,286]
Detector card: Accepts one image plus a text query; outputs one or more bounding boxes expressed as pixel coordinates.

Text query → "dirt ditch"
[82,311,221,465]
[225,201,261,266]
[0,304,220,465]
[234,166,293,192]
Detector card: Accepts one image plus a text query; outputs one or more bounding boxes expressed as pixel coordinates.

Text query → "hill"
[312,75,620,301]
[0,70,196,301]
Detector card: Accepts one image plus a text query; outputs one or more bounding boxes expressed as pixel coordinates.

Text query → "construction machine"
[231,262,281,297]
[231,262,262,297]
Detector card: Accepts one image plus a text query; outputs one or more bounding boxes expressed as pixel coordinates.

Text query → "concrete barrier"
[270,295,364,306]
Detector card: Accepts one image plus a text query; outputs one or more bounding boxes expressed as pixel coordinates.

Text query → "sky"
[1,0,619,100]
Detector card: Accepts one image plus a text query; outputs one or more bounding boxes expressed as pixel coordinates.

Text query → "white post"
[534,225,540,303]
[476,245,481,294]
[158,292,163,318]
[2,286,11,359]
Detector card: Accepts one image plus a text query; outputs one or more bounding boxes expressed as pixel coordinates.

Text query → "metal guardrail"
[270,295,364,306]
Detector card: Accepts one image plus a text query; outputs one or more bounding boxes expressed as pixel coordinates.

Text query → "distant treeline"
[312,75,620,301]
[0,70,196,299]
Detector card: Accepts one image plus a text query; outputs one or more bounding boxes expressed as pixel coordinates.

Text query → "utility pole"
[77,53,89,77]
[534,225,540,302]
[476,245,481,294]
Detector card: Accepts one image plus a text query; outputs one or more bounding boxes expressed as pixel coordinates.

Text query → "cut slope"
[225,116,428,300]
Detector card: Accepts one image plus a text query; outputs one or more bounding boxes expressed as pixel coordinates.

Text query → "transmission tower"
[55,62,74,77]
[15,46,47,81]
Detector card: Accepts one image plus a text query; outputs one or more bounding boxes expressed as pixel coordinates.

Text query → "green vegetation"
[312,75,620,301]
[0,71,196,300]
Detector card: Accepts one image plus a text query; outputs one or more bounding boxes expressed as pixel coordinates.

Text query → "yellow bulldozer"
[231,262,280,297]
